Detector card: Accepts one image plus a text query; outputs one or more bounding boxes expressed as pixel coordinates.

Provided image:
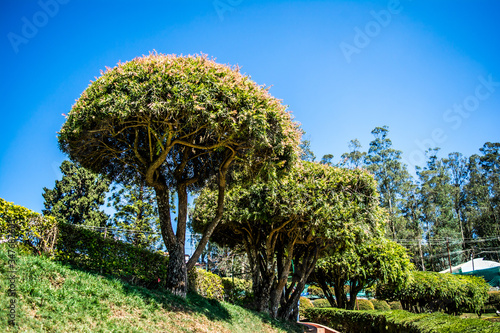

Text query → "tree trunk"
[155,186,188,297]
[165,242,188,297]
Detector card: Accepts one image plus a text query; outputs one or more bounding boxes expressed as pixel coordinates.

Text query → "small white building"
[440,257,500,274]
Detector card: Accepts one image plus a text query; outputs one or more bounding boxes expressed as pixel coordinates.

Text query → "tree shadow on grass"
[56,260,231,322]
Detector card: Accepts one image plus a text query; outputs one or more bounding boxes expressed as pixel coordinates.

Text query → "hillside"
[0,245,301,332]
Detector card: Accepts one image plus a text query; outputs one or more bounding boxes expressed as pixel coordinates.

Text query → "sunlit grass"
[0,245,301,332]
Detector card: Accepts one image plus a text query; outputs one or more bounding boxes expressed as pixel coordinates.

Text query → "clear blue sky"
[1,0,500,215]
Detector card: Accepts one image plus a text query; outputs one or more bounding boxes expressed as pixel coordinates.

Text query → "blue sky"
[1,0,500,216]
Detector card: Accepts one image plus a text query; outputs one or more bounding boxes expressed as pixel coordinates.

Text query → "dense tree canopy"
[42,160,110,227]
[58,53,301,296]
[192,161,383,319]
[313,236,412,310]
[108,182,160,250]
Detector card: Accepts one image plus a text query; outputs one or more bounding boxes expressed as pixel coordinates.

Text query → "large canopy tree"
[191,161,382,320]
[58,53,301,297]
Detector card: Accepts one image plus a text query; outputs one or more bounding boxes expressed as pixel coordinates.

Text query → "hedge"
[377,271,489,315]
[308,285,325,298]
[188,268,224,301]
[305,308,500,333]
[313,298,332,308]
[357,299,374,310]
[0,198,58,254]
[389,301,402,310]
[56,223,168,288]
[299,297,314,319]
[221,277,252,304]
[371,299,390,311]
[483,291,500,313]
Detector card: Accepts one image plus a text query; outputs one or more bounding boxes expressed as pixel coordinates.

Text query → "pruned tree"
[58,53,301,297]
[191,161,382,320]
[42,160,110,227]
[313,236,412,310]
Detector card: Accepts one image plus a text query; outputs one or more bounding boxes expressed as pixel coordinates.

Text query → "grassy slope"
[0,246,301,333]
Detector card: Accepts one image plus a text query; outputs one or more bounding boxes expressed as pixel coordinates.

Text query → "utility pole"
[418,238,425,271]
[471,247,475,271]
[447,238,452,273]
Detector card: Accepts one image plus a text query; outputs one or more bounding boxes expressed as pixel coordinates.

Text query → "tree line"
[305,125,500,272]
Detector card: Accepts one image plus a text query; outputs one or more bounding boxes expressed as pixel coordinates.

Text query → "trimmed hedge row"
[377,271,490,315]
[56,223,169,287]
[305,307,500,333]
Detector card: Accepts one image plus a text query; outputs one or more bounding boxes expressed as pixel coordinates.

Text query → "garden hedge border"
[305,307,500,333]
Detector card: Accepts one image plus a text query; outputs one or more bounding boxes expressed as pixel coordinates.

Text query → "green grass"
[0,245,301,332]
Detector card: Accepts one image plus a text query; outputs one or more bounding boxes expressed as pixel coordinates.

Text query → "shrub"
[377,271,489,315]
[299,296,314,319]
[371,299,390,311]
[313,298,332,308]
[356,299,374,311]
[483,290,500,313]
[56,223,168,288]
[305,308,500,333]
[0,198,58,255]
[389,301,402,310]
[188,268,224,301]
[222,277,252,304]
[308,285,325,297]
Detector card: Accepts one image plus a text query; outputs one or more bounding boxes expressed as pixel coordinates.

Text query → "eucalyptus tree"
[340,138,366,169]
[365,126,412,240]
[42,160,110,227]
[58,53,301,297]
[418,149,461,270]
[191,161,382,320]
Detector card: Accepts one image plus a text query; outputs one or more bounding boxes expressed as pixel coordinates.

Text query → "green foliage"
[356,299,374,310]
[56,223,168,287]
[371,299,390,311]
[0,197,58,254]
[58,52,301,191]
[314,236,412,310]
[192,160,383,317]
[483,290,500,313]
[299,297,314,319]
[305,308,500,333]
[364,126,413,240]
[57,52,301,296]
[339,139,365,169]
[377,271,490,315]
[42,160,110,227]
[312,298,332,308]
[108,182,160,249]
[0,246,302,333]
[188,268,225,301]
[389,301,402,310]
[221,277,252,304]
[487,290,500,306]
[307,285,325,297]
